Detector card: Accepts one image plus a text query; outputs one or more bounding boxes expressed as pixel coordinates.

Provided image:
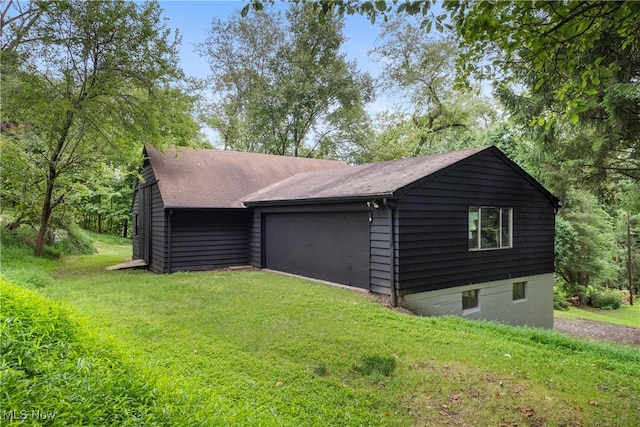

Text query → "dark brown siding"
[148,182,165,273]
[248,210,262,268]
[167,209,250,272]
[369,207,394,296]
[132,163,162,268]
[396,150,556,295]
[131,190,139,259]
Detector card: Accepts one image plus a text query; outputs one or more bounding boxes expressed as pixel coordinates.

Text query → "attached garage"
[244,146,559,328]
[263,211,370,288]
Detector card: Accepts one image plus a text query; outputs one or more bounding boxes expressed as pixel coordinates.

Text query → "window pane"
[513,282,526,300]
[501,208,511,248]
[468,208,479,249]
[480,208,500,249]
[462,289,479,310]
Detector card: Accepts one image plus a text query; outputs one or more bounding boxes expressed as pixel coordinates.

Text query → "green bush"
[553,292,570,311]
[0,279,180,426]
[588,288,623,310]
[43,245,63,259]
[0,222,95,259]
[555,275,588,305]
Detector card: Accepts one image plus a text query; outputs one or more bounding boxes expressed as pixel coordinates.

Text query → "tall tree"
[1,0,187,256]
[360,16,496,161]
[199,3,373,158]
[197,10,283,152]
[449,1,640,186]
[0,0,47,55]
[246,1,638,180]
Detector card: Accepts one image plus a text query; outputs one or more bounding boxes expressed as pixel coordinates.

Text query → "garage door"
[264,212,370,289]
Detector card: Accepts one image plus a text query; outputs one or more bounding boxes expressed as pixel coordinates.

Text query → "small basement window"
[468,207,513,250]
[513,281,527,301]
[462,289,479,312]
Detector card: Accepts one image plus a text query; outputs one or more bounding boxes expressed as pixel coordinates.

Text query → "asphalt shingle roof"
[243,147,488,204]
[147,145,558,209]
[145,145,349,208]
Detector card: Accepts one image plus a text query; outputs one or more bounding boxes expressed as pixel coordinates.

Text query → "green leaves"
[451,0,639,187]
[200,3,372,158]
[2,0,193,253]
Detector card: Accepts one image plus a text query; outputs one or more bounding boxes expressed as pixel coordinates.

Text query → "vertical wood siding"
[168,209,250,272]
[396,151,556,295]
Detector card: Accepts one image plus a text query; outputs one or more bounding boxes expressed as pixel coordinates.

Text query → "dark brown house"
[133,145,559,327]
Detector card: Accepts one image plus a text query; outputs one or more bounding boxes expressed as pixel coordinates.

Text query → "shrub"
[553,292,570,311]
[555,275,588,305]
[588,288,623,310]
[43,245,63,259]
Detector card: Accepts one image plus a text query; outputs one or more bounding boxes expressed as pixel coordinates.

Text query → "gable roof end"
[243,146,559,209]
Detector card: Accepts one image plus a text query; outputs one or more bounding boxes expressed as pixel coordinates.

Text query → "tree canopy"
[452,1,640,186]
[361,16,497,162]
[1,0,196,255]
[199,2,374,158]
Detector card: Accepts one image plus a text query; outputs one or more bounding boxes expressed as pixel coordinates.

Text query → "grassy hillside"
[0,279,187,425]
[554,303,640,328]
[1,232,639,426]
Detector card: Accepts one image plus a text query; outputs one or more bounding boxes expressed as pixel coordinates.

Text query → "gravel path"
[554,317,640,346]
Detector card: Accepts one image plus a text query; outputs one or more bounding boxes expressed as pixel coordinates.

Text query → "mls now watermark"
[3,409,58,421]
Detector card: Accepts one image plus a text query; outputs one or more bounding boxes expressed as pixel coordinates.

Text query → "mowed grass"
[11,240,630,427]
[555,304,640,329]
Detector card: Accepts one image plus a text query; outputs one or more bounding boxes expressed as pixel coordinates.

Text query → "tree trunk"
[34,175,56,256]
[33,109,74,256]
[628,211,634,306]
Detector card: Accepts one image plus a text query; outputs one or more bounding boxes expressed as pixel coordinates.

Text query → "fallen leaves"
[520,407,535,418]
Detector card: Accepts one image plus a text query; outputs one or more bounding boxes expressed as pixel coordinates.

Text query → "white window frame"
[468,207,513,251]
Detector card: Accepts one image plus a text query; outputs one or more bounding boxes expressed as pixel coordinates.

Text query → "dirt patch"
[375,296,416,315]
[554,317,640,346]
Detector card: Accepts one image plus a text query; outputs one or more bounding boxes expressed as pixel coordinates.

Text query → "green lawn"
[555,303,640,329]
[3,235,640,426]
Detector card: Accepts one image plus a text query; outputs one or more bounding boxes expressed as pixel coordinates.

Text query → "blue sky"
[158,1,397,144]
[159,1,387,103]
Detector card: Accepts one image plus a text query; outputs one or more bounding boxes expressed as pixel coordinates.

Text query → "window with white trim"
[468,207,513,250]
